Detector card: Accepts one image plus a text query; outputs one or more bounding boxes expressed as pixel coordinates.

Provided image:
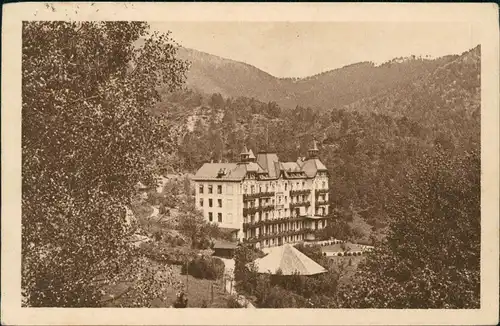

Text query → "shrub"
[181,256,225,280]
[226,295,242,308]
[259,286,306,308]
[139,243,197,265]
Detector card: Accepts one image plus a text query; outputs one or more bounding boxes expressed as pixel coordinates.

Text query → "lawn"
[101,258,236,308]
[159,265,234,308]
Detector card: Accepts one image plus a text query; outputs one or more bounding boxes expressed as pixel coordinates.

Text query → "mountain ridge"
[174,45,477,110]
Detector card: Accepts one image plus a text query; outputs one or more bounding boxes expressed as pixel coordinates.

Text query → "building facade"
[193,141,330,249]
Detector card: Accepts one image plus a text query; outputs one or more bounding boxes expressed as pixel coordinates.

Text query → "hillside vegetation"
[174,46,462,111]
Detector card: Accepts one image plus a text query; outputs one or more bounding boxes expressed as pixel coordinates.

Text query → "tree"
[177,201,220,249]
[338,147,480,308]
[22,21,189,307]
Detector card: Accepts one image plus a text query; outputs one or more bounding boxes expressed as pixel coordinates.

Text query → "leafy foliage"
[22,21,188,307]
[338,148,480,308]
[177,201,222,249]
[181,256,225,280]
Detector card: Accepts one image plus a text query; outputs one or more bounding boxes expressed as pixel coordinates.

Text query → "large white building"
[193,141,330,249]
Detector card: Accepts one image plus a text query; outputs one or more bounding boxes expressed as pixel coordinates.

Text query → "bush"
[139,243,197,265]
[226,295,242,308]
[181,256,225,280]
[259,286,307,308]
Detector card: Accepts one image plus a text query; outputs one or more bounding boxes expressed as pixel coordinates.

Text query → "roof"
[250,244,327,275]
[301,159,327,177]
[256,152,280,178]
[321,242,372,253]
[194,143,327,181]
[213,240,239,250]
[193,163,247,181]
[219,227,240,233]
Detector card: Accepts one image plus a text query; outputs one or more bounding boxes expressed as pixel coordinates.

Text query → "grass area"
[102,258,235,308]
[161,265,233,308]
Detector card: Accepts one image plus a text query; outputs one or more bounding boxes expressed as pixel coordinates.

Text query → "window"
[285,196,288,203]
[243,185,247,194]
[199,199,203,207]
[217,185,222,194]
[290,183,293,190]
[302,181,305,188]
[218,213,222,222]
[227,184,233,194]
[209,199,213,207]
[208,212,213,222]
[227,213,233,223]
[285,183,287,191]
[251,185,255,194]
[322,181,326,189]
[208,185,213,194]
[227,199,233,209]
[218,199,222,208]
[199,185,204,194]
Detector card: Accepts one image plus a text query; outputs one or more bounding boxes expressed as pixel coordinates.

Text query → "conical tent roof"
[251,244,327,275]
[248,149,256,160]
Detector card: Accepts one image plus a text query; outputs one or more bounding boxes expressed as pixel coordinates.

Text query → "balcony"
[315,200,329,206]
[315,189,329,195]
[289,201,311,209]
[246,228,308,243]
[243,204,274,216]
[243,207,258,216]
[290,189,311,196]
[244,215,306,230]
[243,192,275,201]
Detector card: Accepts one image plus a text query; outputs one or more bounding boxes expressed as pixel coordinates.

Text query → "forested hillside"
[174,47,460,110]
[152,45,480,242]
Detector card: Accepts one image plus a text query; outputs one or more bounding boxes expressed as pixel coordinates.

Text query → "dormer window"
[217,168,226,178]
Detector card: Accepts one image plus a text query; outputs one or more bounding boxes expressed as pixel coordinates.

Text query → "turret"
[240,146,250,163]
[307,139,319,159]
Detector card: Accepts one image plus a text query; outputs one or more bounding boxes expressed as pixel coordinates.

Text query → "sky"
[149,22,479,78]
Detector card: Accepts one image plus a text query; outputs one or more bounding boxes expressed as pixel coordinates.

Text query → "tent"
[250,244,327,276]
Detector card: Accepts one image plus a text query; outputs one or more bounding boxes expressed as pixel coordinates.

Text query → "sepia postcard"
[1,2,499,325]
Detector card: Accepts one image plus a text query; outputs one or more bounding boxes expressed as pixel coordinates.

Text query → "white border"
[2,2,499,325]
